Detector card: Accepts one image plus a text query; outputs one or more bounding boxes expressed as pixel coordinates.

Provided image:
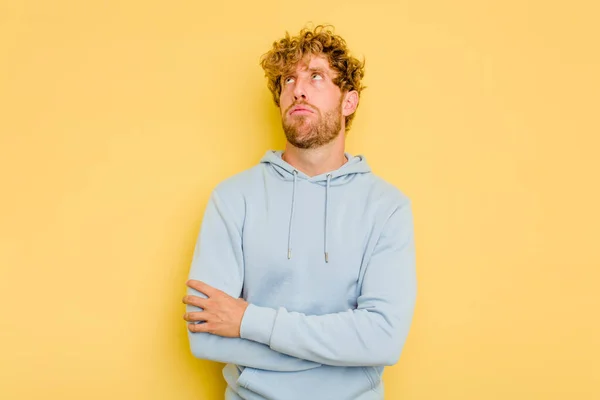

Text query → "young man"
[182,25,417,400]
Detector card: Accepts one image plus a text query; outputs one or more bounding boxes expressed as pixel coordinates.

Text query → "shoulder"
[208,164,263,210]
[364,174,414,239]
[365,173,412,210]
[214,164,262,194]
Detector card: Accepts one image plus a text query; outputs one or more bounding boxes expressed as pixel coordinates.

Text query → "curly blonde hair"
[260,24,366,131]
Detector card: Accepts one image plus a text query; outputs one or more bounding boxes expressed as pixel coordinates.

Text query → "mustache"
[285,102,317,114]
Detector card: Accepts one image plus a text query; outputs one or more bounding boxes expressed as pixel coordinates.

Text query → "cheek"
[279,101,289,115]
[279,94,293,112]
[326,93,343,112]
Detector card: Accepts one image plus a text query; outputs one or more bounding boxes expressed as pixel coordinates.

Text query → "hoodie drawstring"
[287,171,332,264]
[324,173,331,263]
[287,170,298,259]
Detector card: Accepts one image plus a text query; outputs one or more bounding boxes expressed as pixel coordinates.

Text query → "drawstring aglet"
[325,252,329,263]
[288,249,292,259]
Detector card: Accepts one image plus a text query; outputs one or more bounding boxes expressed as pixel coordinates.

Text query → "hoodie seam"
[361,367,376,390]
[268,307,281,347]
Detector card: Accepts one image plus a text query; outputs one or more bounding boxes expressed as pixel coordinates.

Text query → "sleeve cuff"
[240,303,277,345]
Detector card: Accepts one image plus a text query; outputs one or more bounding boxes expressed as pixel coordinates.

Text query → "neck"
[282,133,347,177]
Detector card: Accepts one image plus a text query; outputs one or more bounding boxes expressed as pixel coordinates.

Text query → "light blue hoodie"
[186,150,417,400]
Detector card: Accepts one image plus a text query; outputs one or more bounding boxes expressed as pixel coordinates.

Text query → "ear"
[341,90,359,117]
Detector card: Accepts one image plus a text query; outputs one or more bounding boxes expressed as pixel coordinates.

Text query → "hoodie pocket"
[361,366,381,390]
[236,365,378,399]
[236,367,256,390]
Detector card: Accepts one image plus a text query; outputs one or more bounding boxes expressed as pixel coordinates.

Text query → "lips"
[290,105,314,115]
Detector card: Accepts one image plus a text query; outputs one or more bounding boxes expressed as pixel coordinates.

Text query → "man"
[182,25,417,400]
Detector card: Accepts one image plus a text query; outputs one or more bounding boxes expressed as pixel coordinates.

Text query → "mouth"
[289,106,314,116]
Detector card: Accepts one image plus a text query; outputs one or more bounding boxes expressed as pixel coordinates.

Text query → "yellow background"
[1,0,599,399]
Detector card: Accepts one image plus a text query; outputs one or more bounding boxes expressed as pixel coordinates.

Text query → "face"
[279,56,351,149]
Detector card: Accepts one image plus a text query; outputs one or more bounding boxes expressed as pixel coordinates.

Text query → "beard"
[282,100,343,149]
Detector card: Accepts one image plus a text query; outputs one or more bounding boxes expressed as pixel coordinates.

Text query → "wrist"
[240,303,277,345]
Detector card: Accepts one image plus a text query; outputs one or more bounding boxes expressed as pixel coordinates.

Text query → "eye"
[312,73,323,81]
[284,76,295,84]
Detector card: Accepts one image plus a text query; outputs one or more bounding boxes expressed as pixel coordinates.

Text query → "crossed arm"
[183,189,416,371]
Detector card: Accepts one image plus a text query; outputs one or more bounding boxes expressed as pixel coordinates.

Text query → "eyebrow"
[284,67,330,77]
[307,67,329,76]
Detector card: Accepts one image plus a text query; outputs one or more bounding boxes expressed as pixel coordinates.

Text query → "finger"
[182,295,209,309]
[186,280,220,297]
[183,312,210,323]
[188,322,215,334]
[186,280,221,298]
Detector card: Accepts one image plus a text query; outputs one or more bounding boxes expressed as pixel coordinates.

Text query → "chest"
[240,183,378,313]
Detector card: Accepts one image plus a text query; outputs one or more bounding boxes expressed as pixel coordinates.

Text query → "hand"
[182,280,249,338]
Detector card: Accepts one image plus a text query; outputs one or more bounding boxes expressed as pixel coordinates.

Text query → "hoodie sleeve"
[239,200,417,367]
[186,189,321,372]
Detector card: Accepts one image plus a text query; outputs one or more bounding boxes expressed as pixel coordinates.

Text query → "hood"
[260,150,372,263]
[260,150,371,186]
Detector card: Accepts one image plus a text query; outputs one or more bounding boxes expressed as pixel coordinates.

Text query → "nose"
[293,77,308,101]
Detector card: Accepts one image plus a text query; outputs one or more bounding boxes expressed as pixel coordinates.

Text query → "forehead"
[287,55,336,75]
